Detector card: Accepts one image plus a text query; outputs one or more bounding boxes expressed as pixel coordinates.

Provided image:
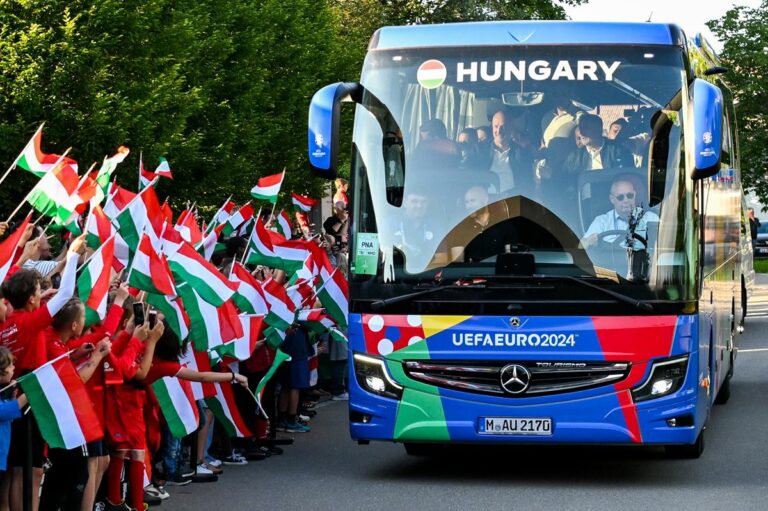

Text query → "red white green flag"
[127,234,176,296]
[18,355,102,449]
[84,205,130,271]
[317,267,348,328]
[274,210,292,240]
[244,217,281,268]
[229,262,269,315]
[195,224,225,261]
[212,315,265,362]
[177,285,242,351]
[206,199,236,233]
[0,214,32,284]
[175,209,203,245]
[168,242,236,306]
[297,309,336,334]
[102,185,136,220]
[250,171,284,203]
[286,279,315,310]
[155,157,173,178]
[15,124,79,178]
[205,381,252,438]
[27,159,80,223]
[112,185,164,254]
[221,203,254,237]
[253,349,291,418]
[77,236,116,327]
[290,193,318,212]
[146,292,190,341]
[262,277,296,331]
[179,346,216,400]
[151,377,199,438]
[91,146,130,206]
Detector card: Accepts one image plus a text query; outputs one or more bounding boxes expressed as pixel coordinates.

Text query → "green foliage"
[708,3,768,202]
[0,0,581,216]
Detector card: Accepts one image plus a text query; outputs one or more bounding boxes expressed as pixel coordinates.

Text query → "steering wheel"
[596,230,628,248]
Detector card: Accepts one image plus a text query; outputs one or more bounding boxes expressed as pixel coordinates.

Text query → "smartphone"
[132,302,145,326]
[148,309,157,329]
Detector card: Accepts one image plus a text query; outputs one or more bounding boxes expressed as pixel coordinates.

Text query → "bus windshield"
[351,45,693,303]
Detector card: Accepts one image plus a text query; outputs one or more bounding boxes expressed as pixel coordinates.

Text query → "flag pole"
[204,195,233,234]
[5,147,72,224]
[239,207,261,267]
[0,123,45,190]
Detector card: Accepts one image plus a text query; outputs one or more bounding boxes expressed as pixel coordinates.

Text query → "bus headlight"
[353,353,403,400]
[631,355,688,402]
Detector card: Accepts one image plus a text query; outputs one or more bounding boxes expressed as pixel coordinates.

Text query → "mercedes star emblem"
[500,364,531,394]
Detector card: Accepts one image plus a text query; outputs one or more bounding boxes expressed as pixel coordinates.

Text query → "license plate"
[478,417,553,436]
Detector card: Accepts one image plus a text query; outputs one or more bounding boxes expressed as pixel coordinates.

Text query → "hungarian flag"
[244,217,281,268]
[18,355,102,449]
[77,235,116,327]
[146,292,190,341]
[297,309,335,335]
[253,349,291,418]
[151,377,199,439]
[70,173,100,215]
[155,157,173,178]
[27,160,80,223]
[206,199,236,233]
[195,225,224,262]
[102,185,137,220]
[250,171,284,203]
[329,327,348,344]
[229,262,269,315]
[205,381,252,438]
[212,315,265,362]
[263,326,286,349]
[290,193,317,212]
[274,210,292,240]
[90,146,130,206]
[85,205,129,271]
[168,242,236,306]
[160,200,174,224]
[179,346,215,400]
[317,267,348,329]
[177,285,242,351]
[267,230,311,275]
[286,279,315,310]
[127,234,176,296]
[112,185,164,254]
[138,153,173,190]
[221,203,254,237]
[290,241,333,286]
[15,125,78,177]
[262,278,296,331]
[175,209,203,245]
[0,213,32,284]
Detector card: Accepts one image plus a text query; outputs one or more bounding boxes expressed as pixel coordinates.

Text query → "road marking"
[738,348,768,353]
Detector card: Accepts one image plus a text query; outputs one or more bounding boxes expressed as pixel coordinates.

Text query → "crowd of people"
[0,180,351,511]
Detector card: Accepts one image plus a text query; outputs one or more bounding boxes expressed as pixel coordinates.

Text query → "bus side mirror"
[307,82,363,179]
[691,79,723,180]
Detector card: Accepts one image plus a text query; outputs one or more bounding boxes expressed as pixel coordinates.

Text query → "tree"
[708,2,768,201]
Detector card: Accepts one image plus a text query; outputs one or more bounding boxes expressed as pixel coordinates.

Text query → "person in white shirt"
[581,178,659,248]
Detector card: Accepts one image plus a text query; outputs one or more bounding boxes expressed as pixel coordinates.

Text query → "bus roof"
[370,21,687,50]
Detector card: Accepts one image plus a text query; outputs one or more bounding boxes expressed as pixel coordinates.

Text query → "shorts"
[105,386,147,450]
[280,359,310,390]
[9,412,45,469]
[85,439,108,458]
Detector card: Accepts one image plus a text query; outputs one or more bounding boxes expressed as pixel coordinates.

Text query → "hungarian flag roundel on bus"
[417,60,447,89]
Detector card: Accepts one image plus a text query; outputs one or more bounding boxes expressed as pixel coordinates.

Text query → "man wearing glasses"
[580,178,658,248]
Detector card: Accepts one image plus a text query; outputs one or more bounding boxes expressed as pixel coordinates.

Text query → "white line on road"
[737,348,768,353]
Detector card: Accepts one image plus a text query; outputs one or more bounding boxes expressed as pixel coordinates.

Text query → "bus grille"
[402,360,630,397]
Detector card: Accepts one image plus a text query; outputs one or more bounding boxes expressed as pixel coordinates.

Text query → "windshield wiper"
[466,274,653,312]
[370,282,482,311]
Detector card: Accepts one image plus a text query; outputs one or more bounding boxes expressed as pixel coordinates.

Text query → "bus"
[307,21,753,458]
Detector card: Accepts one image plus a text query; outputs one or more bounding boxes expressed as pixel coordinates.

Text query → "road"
[168,278,768,511]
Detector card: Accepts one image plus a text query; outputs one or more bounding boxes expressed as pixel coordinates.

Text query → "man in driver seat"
[580,178,658,248]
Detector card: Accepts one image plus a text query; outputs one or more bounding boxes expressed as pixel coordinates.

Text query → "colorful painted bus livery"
[307,21,754,458]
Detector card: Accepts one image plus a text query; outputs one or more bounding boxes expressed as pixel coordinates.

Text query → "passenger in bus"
[457,185,517,262]
[580,178,659,248]
[457,127,485,171]
[541,97,579,148]
[564,113,636,173]
[412,118,460,170]
[488,108,534,194]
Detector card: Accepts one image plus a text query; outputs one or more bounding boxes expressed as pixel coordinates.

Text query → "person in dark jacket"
[565,113,636,173]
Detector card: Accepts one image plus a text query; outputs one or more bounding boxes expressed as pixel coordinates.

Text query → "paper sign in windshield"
[354,232,380,276]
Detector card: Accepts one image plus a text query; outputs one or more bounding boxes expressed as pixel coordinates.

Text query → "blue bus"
[307,21,753,458]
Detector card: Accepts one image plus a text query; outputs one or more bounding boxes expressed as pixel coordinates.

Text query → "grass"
[754,258,768,273]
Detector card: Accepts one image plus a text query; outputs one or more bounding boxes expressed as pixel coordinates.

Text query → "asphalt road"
[168,277,768,511]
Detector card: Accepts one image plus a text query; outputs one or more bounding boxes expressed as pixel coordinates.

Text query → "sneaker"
[196,463,215,476]
[201,462,223,474]
[143,491,162,506]
[299,408,317,418]
[94,503,106,511]
[331,392,349,401]
[222,450,248,465]
[180,466,195,479]
[206,458,223,468]
[165,474,192,486]
[103,501,132,511]
[283,422,311,433]
[297,414,310,422]
[145,484,170,500]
